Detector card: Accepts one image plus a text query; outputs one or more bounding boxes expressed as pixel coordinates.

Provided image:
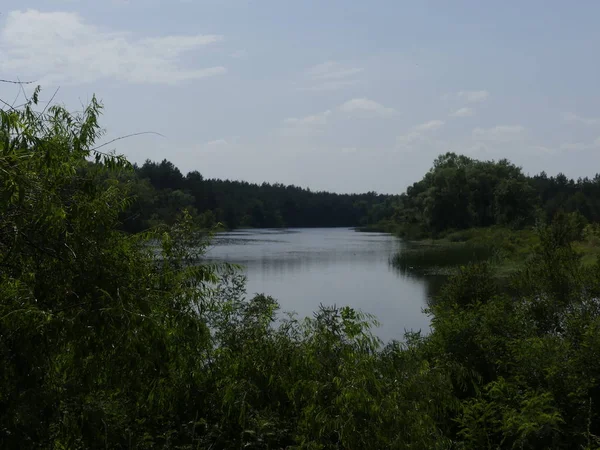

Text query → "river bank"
[390,224,600,277]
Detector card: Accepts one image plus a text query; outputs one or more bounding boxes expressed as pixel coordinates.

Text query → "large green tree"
[0,90,221,447]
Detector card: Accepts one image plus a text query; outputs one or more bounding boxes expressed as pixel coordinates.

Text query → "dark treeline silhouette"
[393,152,600,236]
[120,158,398,232]
[120,154,600,236]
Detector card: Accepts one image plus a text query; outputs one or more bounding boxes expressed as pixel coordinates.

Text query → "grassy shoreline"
[391,225,600,277]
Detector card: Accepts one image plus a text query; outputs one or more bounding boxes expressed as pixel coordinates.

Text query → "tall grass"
[392,243,495,276]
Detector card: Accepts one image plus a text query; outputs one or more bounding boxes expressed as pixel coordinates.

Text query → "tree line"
[393,152,600,237]
[119,152,600,239]
[118,159,398,232]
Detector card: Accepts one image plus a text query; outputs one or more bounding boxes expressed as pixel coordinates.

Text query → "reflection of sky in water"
[204,228,436,342]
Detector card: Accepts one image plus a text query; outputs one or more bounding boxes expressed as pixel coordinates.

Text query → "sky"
[1,1,599,194]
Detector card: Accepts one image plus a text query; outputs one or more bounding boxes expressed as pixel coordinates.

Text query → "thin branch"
[52,301,92,315]
[18,77,30,103]
[10,85,21,109]
[19,231,65,262]
[0,308,48,322]
[0,96,17,112]
[90,131,166,152]
[0,78,35,85]
[39,86,60,117]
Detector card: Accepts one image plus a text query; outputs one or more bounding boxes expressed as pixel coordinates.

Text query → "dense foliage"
[394,152,600,237]
[3,92,600,449]
[118,159,398,232]
[98,148,600,240]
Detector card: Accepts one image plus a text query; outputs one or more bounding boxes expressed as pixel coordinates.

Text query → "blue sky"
[1,0,599,193]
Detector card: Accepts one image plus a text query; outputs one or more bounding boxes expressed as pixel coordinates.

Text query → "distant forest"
[119,159,398,232]
[120,154,600,236]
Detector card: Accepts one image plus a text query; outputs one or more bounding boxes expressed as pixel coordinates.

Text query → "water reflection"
[390,242,496,302]
[204,228,437,342]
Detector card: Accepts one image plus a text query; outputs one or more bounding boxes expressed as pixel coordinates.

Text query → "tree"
[494,178,536,227]
[137,158,184,190]
[0,90,219,447]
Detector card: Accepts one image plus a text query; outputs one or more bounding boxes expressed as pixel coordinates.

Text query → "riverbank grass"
[393,225,600,277]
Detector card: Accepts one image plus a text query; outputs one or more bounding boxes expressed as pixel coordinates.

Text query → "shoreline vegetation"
[391,224,600,277]
[4,89,600,448]
[359,151,600,279]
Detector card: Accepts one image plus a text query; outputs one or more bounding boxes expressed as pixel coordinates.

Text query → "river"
[204,227,442,342]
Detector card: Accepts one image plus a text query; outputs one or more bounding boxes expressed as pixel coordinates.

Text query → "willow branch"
[90,131,166,152]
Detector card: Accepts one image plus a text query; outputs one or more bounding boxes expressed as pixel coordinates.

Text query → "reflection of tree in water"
[422,275,448,302]
[389,243,497,306]
[390,243,515,306]
[207,229,404,276]
[389,261,448,305]
[237,249,393,276]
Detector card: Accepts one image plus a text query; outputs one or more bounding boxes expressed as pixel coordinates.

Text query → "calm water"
[205,228,441,342]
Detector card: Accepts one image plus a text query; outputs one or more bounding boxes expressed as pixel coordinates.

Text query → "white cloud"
[280,110,332,137]
[230,49,249,59]
[563,112,600,126]
[396,120,445,151]
[338,98,395,116]
[414,120,444,132]
[472,125,525,141]
[0,9,226,85]
[301,80,360,91]
[308,61,363,80]
[280,97,394,138]
[458,90,489,103]
[283,110,332,127]
[466,141,553,156]
[527,145,554,154]
[449,107,474,118]
[466,125,551,156]
[444,90,489,103]
[300,61,363,91]
[396,131,423,147]
[206,139,228,146]
[560,137,600,151]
